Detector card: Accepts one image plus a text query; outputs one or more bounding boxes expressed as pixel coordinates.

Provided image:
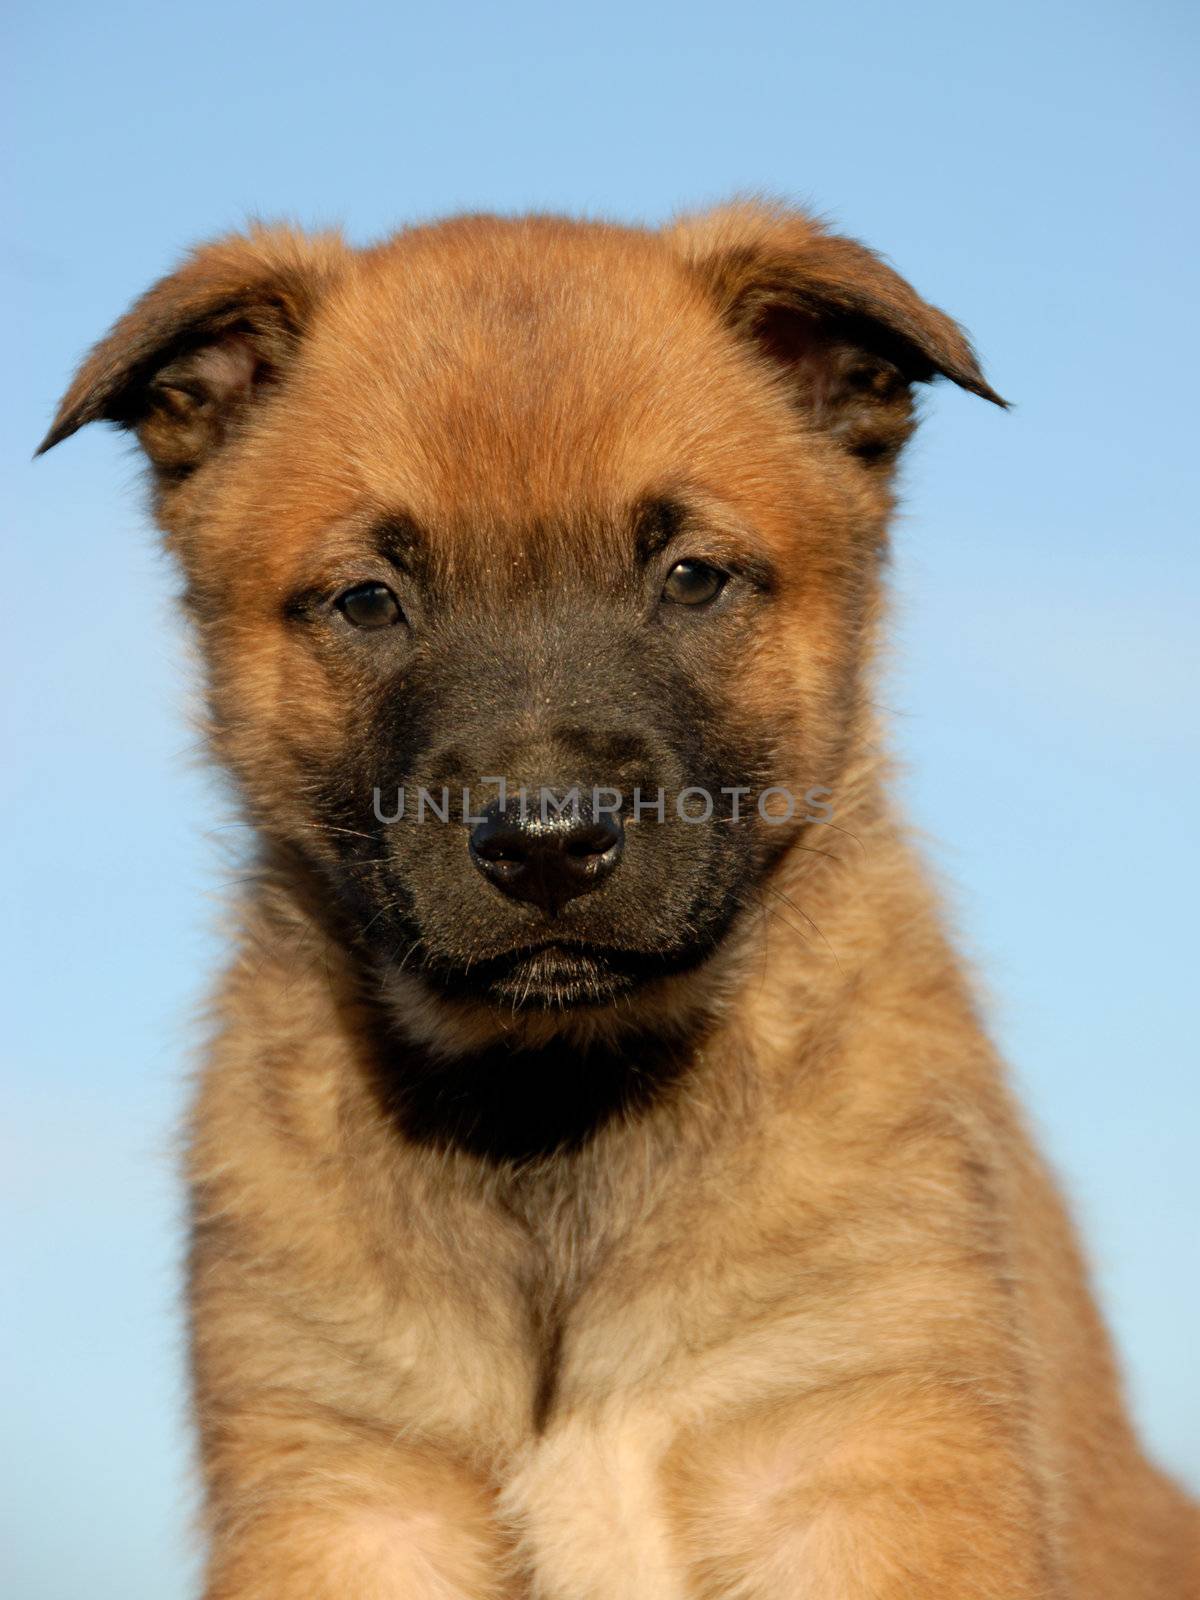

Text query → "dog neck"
[361,1022,698,1166]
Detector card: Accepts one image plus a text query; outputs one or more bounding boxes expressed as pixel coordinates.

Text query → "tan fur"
[43,203,1197,1597]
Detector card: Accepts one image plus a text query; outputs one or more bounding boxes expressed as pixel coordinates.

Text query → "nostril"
[564,821,622,860]
[473,834,527,864]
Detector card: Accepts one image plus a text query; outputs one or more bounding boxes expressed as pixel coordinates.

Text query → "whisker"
[762,883,842,972]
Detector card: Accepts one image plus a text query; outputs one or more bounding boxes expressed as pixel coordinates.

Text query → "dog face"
[42,207,1000,1043]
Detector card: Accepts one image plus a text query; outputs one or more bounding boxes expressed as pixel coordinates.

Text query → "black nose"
[469,797,624,914]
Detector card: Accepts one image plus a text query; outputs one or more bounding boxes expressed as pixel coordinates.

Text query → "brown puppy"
[42,204,1197,1598]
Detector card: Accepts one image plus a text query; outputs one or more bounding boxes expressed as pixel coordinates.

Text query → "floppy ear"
[667,202,1005,466]
[37,225,345,479]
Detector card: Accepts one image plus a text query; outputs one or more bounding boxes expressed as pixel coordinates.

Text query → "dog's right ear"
[37,226,345,479]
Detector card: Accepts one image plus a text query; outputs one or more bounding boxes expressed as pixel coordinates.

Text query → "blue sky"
[4,2,1197,1595]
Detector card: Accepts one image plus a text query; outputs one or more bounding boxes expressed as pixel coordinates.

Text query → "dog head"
[42,204,1002,1055]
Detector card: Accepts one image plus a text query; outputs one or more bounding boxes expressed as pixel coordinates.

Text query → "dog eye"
[661,560,726,607]
[336,582,403,629]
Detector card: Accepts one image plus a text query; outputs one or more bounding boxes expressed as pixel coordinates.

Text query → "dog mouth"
[416,938,710,1011]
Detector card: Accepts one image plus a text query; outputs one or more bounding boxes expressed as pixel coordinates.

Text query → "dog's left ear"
[37,225,345,479]
[667,202,1005,466]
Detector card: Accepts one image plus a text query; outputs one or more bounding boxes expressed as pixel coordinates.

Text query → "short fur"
[43,202,1197,1597]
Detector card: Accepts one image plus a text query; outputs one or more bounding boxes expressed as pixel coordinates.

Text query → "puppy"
[42,203,1197,1598]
